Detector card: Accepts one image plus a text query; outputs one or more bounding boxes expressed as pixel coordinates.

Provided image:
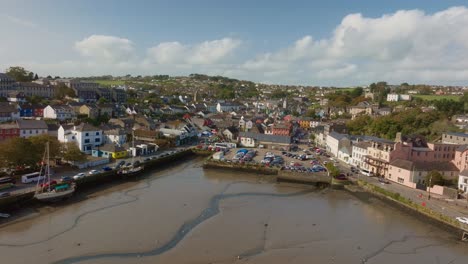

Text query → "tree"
[98,97,108,105]
[29,135,61,159]
[62,142,87,162]
[426,170,444,187]
[54,83,76,99]
[325,163,340,178]
[0,138,39,167]
[34,73,39,80]
[5,66,33,82]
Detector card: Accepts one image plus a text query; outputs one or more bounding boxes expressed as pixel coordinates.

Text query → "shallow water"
[0,158,467,264]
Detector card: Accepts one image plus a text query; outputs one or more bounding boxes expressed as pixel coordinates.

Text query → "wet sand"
[0,158,467,264]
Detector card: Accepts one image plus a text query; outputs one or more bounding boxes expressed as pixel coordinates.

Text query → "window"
[35,130,38,134]
[85,133,89,136]
[72,136,75,140]
[96,131,100,135]
[84,139,90,143]
[95,138,100,143]
[397,177,404,184]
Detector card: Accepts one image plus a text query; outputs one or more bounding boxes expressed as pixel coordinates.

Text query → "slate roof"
[390,159,459,172]
[16,119,48,129]
[74,123,100,132]
[445,132,468,138]
[239,131,291,144]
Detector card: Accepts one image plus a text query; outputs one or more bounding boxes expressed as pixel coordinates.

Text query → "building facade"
[17,119,48,138]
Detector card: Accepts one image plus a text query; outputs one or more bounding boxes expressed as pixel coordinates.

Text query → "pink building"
[388,159,459,189]
[453,145,468,172]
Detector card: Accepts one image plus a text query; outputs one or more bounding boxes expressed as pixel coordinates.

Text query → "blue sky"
[1,0,468,86]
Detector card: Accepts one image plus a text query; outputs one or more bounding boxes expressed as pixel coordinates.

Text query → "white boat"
[35,142,75,202]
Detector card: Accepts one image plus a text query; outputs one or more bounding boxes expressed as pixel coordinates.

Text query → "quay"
[0,148,198,211]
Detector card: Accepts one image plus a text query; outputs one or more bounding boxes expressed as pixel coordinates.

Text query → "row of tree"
[5,66,39,82]
[346,108,461,141]
[0,135,86,168]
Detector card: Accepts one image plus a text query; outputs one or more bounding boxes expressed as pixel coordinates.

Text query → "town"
[0,67,468,227]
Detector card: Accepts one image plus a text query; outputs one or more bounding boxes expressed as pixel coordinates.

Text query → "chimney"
[395,132,402,143]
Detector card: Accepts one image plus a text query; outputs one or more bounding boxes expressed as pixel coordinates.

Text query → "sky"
[1,0,468,86]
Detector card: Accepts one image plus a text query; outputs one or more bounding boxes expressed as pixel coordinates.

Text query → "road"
[4,148,180,196]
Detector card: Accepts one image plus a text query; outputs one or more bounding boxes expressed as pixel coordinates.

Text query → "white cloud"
[241,6,468,85]
[147,38,241,65]
[75,35,135,62]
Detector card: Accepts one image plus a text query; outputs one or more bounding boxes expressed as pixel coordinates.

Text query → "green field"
[94,80,126,86]
[412,94,461,101]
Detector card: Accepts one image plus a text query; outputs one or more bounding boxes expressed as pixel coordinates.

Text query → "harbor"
[0,158,467,264]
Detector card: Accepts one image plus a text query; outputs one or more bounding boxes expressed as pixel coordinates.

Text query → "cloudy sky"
[1,0,468,86]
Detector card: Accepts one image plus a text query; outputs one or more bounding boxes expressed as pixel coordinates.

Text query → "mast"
[46,141,50,192]
[132,129,135,164]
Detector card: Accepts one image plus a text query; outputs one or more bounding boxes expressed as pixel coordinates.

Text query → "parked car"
[144,158,151,162]
[73,173,86,180]
[378,177,390,184]
[88,170,99,175]
[455,216,468,224]
[101,166,112,171]
[60,176,74,183]
[0,192,11,198]
[335,173,347,180]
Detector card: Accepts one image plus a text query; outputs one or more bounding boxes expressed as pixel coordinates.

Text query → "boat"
[118,130,144,177]
[35,142,75,202]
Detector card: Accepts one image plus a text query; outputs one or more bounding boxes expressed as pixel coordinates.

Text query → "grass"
[413,94,461,101]
[94,80,126,87]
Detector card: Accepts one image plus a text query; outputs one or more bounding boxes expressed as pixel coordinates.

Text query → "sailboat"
[118,129,144,177]
[35,142,75,202]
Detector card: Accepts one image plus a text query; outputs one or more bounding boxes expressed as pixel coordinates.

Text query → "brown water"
[0,158,467,264]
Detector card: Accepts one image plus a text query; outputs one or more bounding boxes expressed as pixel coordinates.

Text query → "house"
[111,88,127,103]
[459,170,468,195]
[103,128,127,146]
[272,122,292,136]
[96,88,112,102]
[388,159,459,189]
[18,104,34,118]
[326,132,350,158]
[79,104,99,119]
[362,138,395,177]
[453,145,468,172]
[0,123,19,141]
[97,104,114,117]
[216,102,243,113]
[17,119,48,138]
[159,121,197,146]
[7,91,26,103]
[0,73,16,97]
[351,142,371,172]
[17,82,54,98]
[92,143,127,159]
[58,123,103,154]
[238,131,291,149]
[386,94,412,102]
[441,132,468,145]
[43,105,75,121]
[0,102,20,122]
[47,123,59,137]
[222,126,239,142]
[109,118,135,131]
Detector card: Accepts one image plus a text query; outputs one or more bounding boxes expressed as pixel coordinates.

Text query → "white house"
[58,123,103,154]
[216,102,242,113]
[103,128,127,146]
[459,170,468,195]
[17,119,48,138]
[326,131,349,157]
[386,94,400,102]
[351,142,371,172]
[43,105,75,121]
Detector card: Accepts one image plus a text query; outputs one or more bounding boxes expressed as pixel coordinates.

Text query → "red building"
[272,122,292,136]
[0,123,20,141]
[33,105,44,117]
